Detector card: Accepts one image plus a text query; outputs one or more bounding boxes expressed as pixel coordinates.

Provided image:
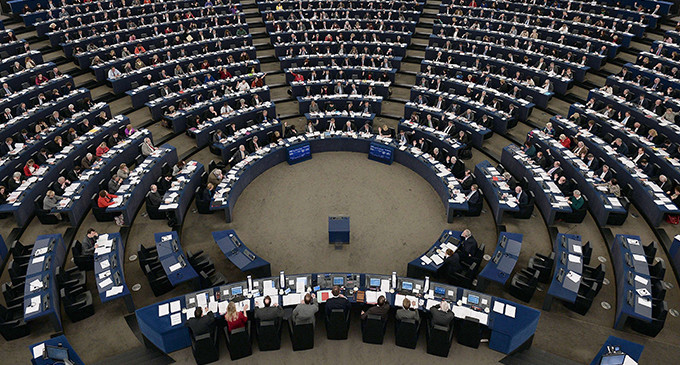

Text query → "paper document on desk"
[208,300,218,313]
[169,263,182,272]
[421,255,432,265]
[99,277,113,289]
[505,304,516,318]
[431,254,443,266]
[106,286,123,297]
[234,299,249,312]
[572,244,582,255]
[25,296,41,314]
[31,255,45,265]
[493,301,505,314]
[32,343,45,359]
[100,259,110,269]
[161,234,173,242]
[254,296,265,308]
[98,270,111,280]
[29,279,43,292]
[567,254,581,263]
[170,313,182,326]
[395,294,418,308]
[566,271,582,284]
[380,280,390,293]
[425,299,439,310]
[158,303,170,316]
[317,290,332,303]
[365,291,385,304]
[34,247,48,256]
[635,275,649,286]
[636,288,651,297]
[262,280,277,296]
[637,297,652,308]
[283,293,302,306]
[632,254,646,262]
[170,300,181,313]
[296,277,307,293]
[196,294,207,308]
[218,301,228,315]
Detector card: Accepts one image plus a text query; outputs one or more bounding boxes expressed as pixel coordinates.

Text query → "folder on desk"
[283,293,302,306]
[317,290,332,303]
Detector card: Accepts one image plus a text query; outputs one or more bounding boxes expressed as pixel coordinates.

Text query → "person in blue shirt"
[204,73,216,83]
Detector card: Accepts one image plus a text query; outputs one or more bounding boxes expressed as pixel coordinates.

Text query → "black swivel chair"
[194,186,214,214]
[2,283,24,307]
[223,326,252,360]
[72,240,94,271]
[456,316,482,348]
[0,304,30,341]
[189,327,219,364]
[256,318,282,351]
[528,252,555,284]
[582,241,593,266]
[144,265,173,297]
[34,196,61,224]
[648,260,666,281]
[395,318,420,349]
[56,266,86,291]
[426,319,454,357]
[10,240,33,257]
[361,314,387,344]
[508,269,540,303]
[288,319,315,351]
[563,282,598,315]
[91,193,117,222]
[630,300,668,337]
[325,309,350,340]
[60,288,95,322]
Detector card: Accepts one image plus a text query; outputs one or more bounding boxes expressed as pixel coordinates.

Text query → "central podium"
[328,216,350,246]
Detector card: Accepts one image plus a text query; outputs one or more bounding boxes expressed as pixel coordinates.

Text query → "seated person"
[430,301,454,328]
[96,142,110,157]
[395,297,420,322]
[42,190,63,219]
[23,159,39,177]
[185,307,215,337]
[325,286,351,316]
[146,184,162,212]
[224,302,249,333]
[360,295,390,321]
[108,175,122,194]
[568,190,585,210]
[97,190,118,208]
[81,228,99,256]
[8,172,23,192]
[254,295,284,321]
[291,293,319,326]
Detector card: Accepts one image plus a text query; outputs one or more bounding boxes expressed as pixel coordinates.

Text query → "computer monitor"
[401,281,413,291]
[231,286,243,296]
[45,345,69,361]
[333,276,344,286]
[467,294,480,305]
[434,286,446,296]
[369,278,381,287]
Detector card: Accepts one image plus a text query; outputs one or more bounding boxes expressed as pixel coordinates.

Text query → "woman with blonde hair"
[224,302,248,332]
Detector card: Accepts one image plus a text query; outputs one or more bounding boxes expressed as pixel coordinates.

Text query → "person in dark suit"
[441,248,463,281]
[448,155,465,179]
[457,169,474,191]
[325,286,351,316]
[430,301,454,328]
[533,151,547,168]
[464,184,483,216]
[513,186,530,216]
[585,153,599,171]
[81,228,99,256]
[229,145,248,165]
[0,137,14,156]
[185,307,215,337]
[639,159,654,177]
[255,295,284,321]
[658,175,673,194]
[146,184,162,211]
[459,229,478,262]
[612,138,628,155]
[595,165,613,182]
[360,295,390,321]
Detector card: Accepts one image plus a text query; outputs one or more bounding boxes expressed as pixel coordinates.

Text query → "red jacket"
[98,193,118,208]
[23,163,39,176]
[226,312,247,332]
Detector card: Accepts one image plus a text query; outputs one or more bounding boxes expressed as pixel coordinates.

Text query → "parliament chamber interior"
[1,0,680,363]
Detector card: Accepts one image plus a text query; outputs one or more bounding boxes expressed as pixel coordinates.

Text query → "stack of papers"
[25,296,41,314]
[365,291,386,304]
[106,286,124,297]
[283,293,302,306]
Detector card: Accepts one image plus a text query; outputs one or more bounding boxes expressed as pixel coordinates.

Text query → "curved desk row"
[297,94,382,115]
[107,144,179,226]
[191,102,276,148]
[478,232,523,290]
[29,334,85,365]
[527,130,628,226]
[93,232,134,312]
[475,160,520,224]
[500,144,572,225]
[405,102,491,148]
[136,271,540,355]
[210,131,470,223]
[213,121,283,163]
[612,234,654,330]
[543,233,584,311]
[159,161,204,227]
[23,234,65,332]
[291,79,390,98]
[52,123,148,226]
[212,230,271,278]
[398,120,465,158]
[0,112,124,227]
[154,231,199,288]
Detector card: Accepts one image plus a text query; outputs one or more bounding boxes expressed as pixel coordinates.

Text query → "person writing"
[360,294,390,321]
[430,301,454,327]
[396,297,420,322]
[254,295,284,321]
[224,302,249,333]
[97,190,118,208]
[81,228,99,256]
[291,293,318,326]
[185,307,215,337]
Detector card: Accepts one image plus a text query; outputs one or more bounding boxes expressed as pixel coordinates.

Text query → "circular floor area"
[183,151,497,276]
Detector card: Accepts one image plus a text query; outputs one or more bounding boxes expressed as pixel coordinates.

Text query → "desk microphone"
[247,275,253,293]
[178,255,186,267]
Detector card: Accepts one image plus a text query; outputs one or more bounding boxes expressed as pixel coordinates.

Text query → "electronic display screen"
[287,142,311,164]
[333,277,344,286]
[434,286,446,296]
[231,286,243,296]
[369,278,381,287]
[368,142,394,164]
[468,294,480,305]
[401,281,413,291]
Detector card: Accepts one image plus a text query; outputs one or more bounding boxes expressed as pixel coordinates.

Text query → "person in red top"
[558,134,571,149]
[35,74,49,85]
[224,302,248,332]
[96,142,110,157]
[134,44,146,54]
[219,68,232,79]
[23,159,39,176]
[290,72,304,82]
[97,190,118,208]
